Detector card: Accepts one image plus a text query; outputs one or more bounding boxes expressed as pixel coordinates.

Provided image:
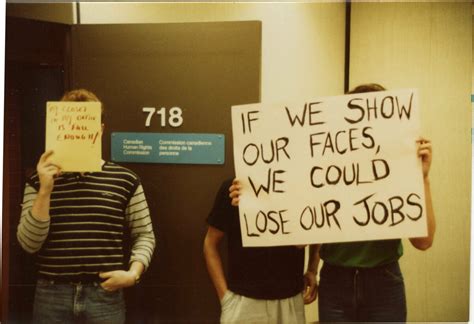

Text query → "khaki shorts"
[220,291,305,324]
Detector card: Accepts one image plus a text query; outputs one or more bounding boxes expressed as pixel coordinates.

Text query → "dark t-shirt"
[207,179,304,300]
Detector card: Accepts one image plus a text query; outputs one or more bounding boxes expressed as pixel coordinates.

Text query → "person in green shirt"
[315,83,436,322]
[229,83,435,323]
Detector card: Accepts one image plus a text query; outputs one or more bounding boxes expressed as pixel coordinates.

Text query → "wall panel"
[350,3,471,321]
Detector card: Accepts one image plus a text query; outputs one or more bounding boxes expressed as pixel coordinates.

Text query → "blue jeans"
[318,261,407,322]
[32,279,126,324]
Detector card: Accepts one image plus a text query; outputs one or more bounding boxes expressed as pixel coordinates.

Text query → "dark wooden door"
[70,22,261,323]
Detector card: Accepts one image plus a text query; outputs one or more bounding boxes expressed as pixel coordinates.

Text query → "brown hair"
[61,89,104,121]
[348,83,386,94]
[61,88,100,102]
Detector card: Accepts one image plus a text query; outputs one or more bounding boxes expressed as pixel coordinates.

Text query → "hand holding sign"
[229,179,242,206]
[417,137,432,178]
[45,101,102,172]
[36,150,62,194]
[232,89,427,247]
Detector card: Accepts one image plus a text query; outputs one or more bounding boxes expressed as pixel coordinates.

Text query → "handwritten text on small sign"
[46,101,102,172]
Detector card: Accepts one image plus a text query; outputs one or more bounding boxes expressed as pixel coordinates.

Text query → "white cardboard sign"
[232,89,427,247]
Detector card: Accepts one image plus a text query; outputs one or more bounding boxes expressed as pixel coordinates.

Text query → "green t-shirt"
[320,239,403,268]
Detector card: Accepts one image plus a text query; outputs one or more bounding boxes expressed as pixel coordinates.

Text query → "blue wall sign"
[111,132,225,165]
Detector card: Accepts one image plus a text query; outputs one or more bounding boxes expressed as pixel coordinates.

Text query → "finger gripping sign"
[46,101,102,172]
[231,89,427,247]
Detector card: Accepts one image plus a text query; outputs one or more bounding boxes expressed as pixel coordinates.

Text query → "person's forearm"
[410,178,436,250]
[31,193,51,221]
[204,239,228,300]
[128,261,145,283]
[17,185,50,253]
[307,244,321,273]
[129,231,155,270]
[126,185,156,270]
[31,189,52,221]
[423,178,436,240]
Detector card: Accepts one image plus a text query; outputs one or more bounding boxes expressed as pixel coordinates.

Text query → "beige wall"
[351,2,471,321]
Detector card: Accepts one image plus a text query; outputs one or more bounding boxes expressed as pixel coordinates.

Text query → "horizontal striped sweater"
[17,161,156,282]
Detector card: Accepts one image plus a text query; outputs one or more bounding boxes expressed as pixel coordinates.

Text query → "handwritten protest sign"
[232,89,427,247]
[46,101,102,172]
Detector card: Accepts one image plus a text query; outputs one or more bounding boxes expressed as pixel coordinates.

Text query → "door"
[71,21,261,322]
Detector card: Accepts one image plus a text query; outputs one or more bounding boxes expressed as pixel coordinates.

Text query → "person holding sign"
[229,83,435,322]
[314,83,436,322]
[204,178,319,323]
[17,89,156,324]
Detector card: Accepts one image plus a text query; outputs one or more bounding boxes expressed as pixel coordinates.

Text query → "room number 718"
[142,107,184,127]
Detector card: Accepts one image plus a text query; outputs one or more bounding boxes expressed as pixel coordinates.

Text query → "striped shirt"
[17,161,156,282]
